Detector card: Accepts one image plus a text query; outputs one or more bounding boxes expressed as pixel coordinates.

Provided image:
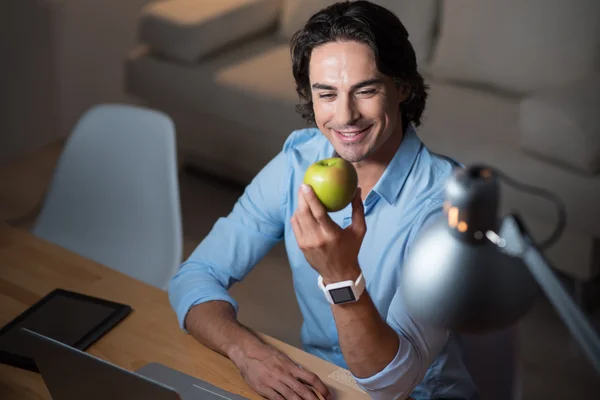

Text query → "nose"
[335,94,361,126]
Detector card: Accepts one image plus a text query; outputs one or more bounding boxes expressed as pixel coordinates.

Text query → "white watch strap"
[318,273,364,288]
[318,272,365,303]
[354,272,365,294]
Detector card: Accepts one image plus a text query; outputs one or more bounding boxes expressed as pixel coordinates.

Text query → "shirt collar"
[373,124,422,204]
[324,124,422,206]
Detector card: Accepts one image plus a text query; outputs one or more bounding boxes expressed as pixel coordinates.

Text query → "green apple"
[303,157,358,212]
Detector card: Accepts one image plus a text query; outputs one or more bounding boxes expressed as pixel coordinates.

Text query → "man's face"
[309,40,407,163]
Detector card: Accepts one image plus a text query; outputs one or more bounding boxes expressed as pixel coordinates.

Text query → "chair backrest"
[33,104,182,290]
[457,325,522,400]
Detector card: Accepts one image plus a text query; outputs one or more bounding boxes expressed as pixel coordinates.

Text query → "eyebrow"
[311,78,383,92]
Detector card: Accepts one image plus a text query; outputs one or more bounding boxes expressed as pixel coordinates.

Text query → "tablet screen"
[0,289,132,371]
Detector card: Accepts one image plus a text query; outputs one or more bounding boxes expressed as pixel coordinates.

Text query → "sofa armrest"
[139,0,282,63]
[519,73,600,174]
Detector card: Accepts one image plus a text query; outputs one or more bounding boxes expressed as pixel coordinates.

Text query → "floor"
[2,143,599,399]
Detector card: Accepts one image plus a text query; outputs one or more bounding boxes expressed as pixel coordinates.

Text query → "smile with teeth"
[336,125,371,137]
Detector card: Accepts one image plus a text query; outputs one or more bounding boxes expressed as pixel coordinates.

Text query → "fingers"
[308,388,326,400]
[272,355,328,400]
[297,185,317,225]
[294,184,338,245]
[350,187,366,236]
[291,214,303,240]
[293,186,316,241]
[300,184,330,226]
[241,346,327,400]
[272,381,303,400]
[249,357,330,400]
[282,375,321,400]
[293,367,332,400]
[261,387,285,400]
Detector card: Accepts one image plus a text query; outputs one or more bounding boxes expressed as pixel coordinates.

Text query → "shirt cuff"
[171,286,239,332]
[353,334,422,397]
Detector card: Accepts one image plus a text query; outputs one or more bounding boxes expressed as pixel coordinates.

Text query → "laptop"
[21,328,249,400]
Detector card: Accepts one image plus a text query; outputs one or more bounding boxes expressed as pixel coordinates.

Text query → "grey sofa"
[125,0,600,285]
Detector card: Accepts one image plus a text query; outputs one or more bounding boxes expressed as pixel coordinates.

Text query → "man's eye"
[319,93,336,99]
[357,89,376,96]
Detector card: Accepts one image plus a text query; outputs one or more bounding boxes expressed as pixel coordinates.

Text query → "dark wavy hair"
[290,0,428,127]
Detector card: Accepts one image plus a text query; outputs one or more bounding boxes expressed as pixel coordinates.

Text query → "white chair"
[32,104,182,290]
[457,325,523,400]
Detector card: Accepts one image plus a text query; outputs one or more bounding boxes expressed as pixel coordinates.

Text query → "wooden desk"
[0,223,370,399]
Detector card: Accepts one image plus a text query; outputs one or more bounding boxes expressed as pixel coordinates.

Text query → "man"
[169,1,478,399]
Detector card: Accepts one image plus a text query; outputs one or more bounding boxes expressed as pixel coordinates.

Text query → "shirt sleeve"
[353,200,449,399]
[168,150,289,331]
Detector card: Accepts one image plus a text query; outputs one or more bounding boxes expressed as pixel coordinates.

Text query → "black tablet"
[0,288,132,372]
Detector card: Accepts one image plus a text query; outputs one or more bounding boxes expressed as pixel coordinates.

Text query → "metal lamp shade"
[400,218,539,333]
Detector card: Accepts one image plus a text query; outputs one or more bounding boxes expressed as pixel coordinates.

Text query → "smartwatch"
[318,273,365,305]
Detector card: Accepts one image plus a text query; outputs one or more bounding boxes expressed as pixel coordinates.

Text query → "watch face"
[329,287,356,304]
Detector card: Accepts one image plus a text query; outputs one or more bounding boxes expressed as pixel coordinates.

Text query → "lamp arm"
[519,232,600,375]
[491,167,600,374]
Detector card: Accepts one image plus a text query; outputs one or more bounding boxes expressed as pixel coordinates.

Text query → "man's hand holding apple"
[291,158,366,284]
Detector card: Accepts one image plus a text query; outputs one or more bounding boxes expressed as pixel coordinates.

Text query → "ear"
[400,84,411,104]
[393,79,410,104]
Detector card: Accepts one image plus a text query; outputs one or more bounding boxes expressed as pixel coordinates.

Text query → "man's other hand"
[229,342,332,400]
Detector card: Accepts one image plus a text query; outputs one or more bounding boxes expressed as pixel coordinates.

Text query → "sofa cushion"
[427,0,600,94]
[139,0,281,63]
[278,0,439,66]
[419,78,600,279]
[519,74,600,174]
[278,0,338,40]
[419,78,600,239]
[126,35,306,153]
[210,41,305,134]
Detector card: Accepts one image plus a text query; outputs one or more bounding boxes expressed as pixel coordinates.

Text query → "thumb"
[350,187,366,235]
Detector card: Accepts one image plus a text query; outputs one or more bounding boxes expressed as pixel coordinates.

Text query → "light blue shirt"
[169,125,478,399]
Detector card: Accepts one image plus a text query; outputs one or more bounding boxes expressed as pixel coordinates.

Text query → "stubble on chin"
[335,141,377,163]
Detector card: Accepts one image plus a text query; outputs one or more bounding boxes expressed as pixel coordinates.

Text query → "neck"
[353,120,405,201]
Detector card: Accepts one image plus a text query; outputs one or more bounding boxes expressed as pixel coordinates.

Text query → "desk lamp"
[400,165,600,375]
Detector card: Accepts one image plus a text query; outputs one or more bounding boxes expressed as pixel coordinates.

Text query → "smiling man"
[169,1,478,399]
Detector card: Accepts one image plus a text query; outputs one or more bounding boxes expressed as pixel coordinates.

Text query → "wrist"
[319,265,366,306]
[321,263,362,286]
[222,330,265,366]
